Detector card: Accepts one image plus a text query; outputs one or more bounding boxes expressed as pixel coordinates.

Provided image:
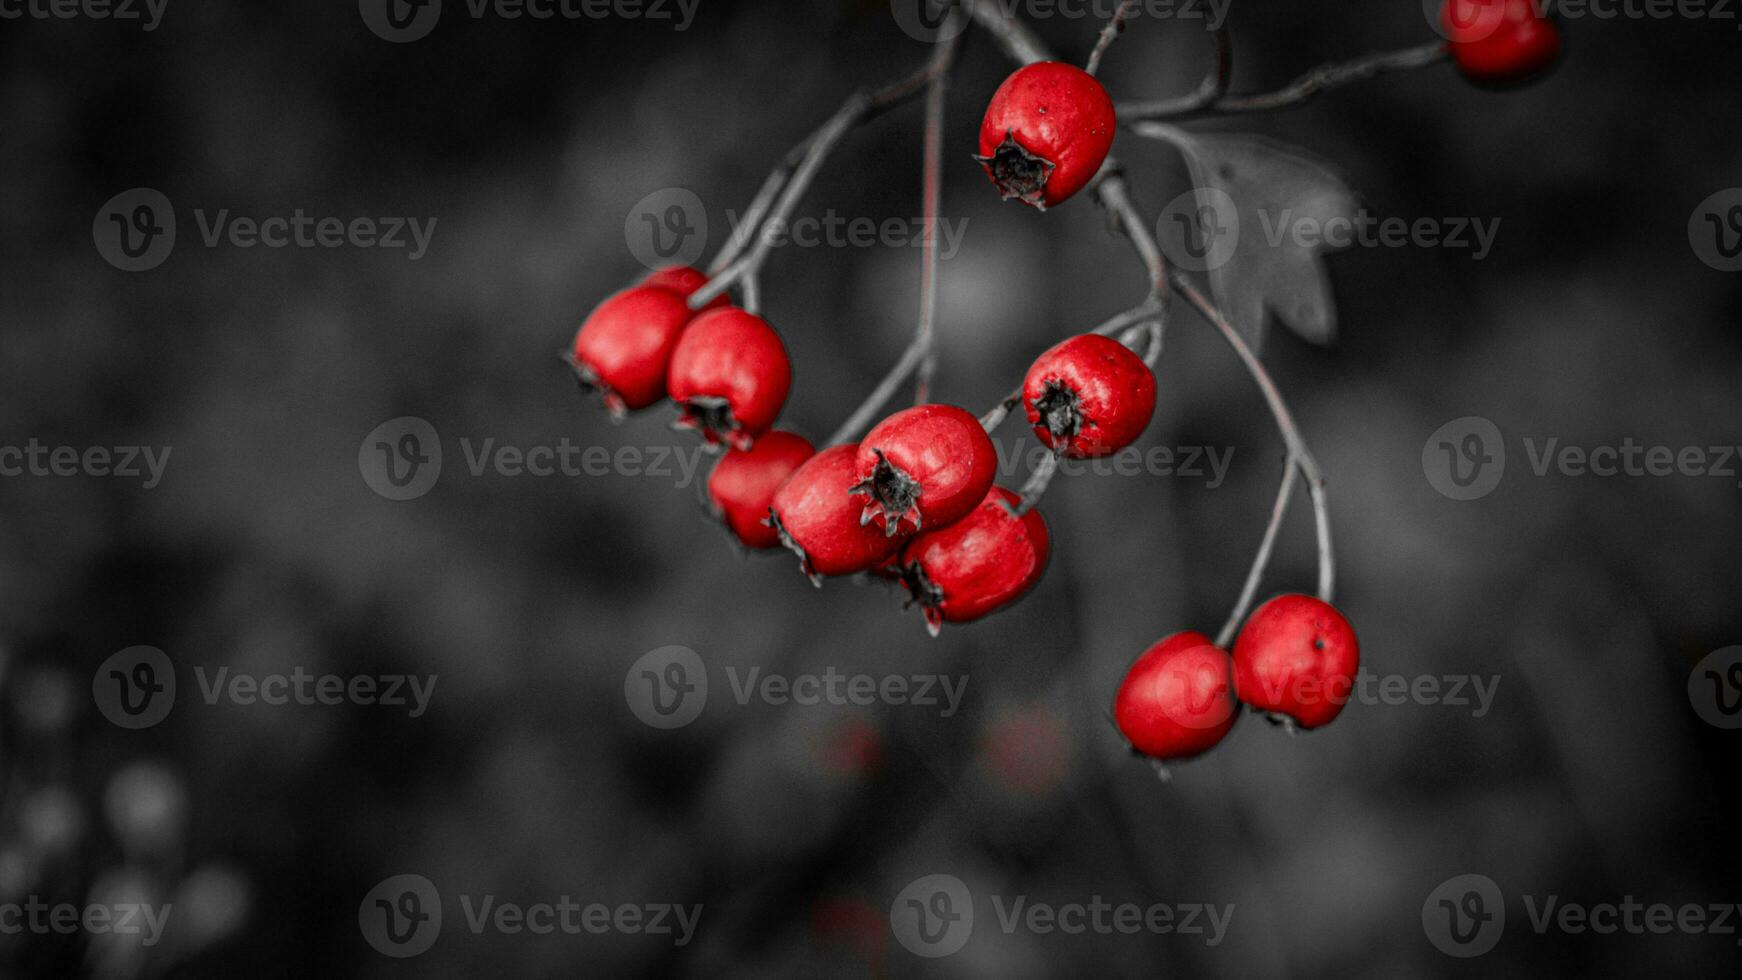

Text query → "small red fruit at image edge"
[1441,0,1561,85]
[976,61,1117,210]
[851,405,998,536]
[1233,594,1360,730]
[1114,631,1240,761]
[1023,334,1156,458]
[667,306,793,450]
[708,431,816,550]
[641,265,731,311]
[896,486,1050,636]
[769,444,907,581]
[569,284,696,415]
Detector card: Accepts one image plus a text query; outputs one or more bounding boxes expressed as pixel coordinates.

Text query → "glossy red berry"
[667,306,793,450]
[1023,334,1156,458]
[770,444,907,582]
[1442,0,1561,85]
[976,61,1117,210]
[1113,631,1240,761]
[569,284,696,415]
[851,405,998,537]
[1233,594,1359,730]
[897,486,1050,636]
[642,265,731,311]
[708,431,816,549]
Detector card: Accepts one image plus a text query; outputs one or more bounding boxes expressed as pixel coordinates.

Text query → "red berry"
[976,61,1117,210]
[569,284,695,415]
[707,431,816,550]
[769,444,907,581]
[1113,631,1240,761]
[1442,0,1560,85]
[1232,594,1360,730]
[896,486,1050,636]
[851,405,998,536]
[667,307,793,450]
[642,265,730,311]
[1022,334,1156,458]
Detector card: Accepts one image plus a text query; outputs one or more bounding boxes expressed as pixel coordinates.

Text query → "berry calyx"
[850,405,998,536]
[769,444,908,582]
[1232,594,1360,730]
[896,486,1050,636]
[1022,334,1156,458]
[1442,0,1561,85]
[707,431,816,550]
[569,284,697,416]
[667,307,793,450]
[975,61,1117,210]
[642,265,731,311]
[1113,631,1240,761]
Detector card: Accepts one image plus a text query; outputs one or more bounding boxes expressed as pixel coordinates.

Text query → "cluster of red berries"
[1113,594,1360,767]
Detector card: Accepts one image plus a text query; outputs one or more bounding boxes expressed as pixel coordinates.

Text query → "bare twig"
[1120,40,1448,122]
[1216,461,1298,648]
[1110,24,1230,119]
[1085,0,1140,76]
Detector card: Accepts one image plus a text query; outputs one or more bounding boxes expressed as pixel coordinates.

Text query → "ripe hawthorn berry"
[642,265,731,311]
[1233,594,1360,730]
[769,444,907,582]
[707,431,816,550]
[1113,631,1240,761]
[569,284,696,416]
[976,61,1117,210]
[1442,0,1561,85]
[1023,334,1156,458]
[851,405,998,537]
[896,486,1050,636]
[667,306,793,450]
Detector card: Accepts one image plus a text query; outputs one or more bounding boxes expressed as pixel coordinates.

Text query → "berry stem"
[1011,450,1059,516]
[1172,273,1335,604]
[1084,0,1140,77]
[1119,40,1448,121]
[1215,460,1298,649]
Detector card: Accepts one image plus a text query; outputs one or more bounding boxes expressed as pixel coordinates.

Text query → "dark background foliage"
[1,0,1739,976]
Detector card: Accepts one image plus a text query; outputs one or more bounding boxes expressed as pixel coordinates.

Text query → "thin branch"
[1011,451,1059,516]
[1084,0,1140,77]
[1110,24,1230,119]
[1173,273,1334,603]
[1216,461,1298,649]
[913,21,953,405]
[1120,40,1448,122]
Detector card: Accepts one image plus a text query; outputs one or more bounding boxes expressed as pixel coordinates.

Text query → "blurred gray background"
[1,0,1738,976]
